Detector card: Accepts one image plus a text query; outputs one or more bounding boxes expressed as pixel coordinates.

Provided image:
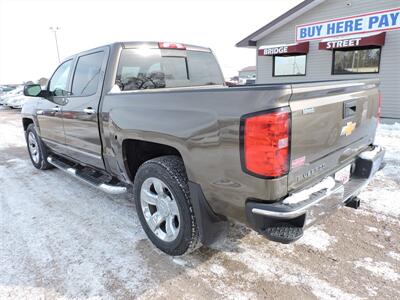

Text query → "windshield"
[116,48,223,91]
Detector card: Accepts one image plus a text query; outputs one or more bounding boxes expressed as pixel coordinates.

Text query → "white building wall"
[256,0,400,119]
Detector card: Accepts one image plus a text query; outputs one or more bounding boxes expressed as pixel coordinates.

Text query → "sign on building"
[296,8,400,42]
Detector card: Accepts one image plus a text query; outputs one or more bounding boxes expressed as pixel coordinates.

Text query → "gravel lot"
[1,107,399,299]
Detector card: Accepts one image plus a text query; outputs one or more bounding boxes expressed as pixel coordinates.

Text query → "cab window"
[49,60,73,96]
[72,51,105,96]
[116,48,223,91]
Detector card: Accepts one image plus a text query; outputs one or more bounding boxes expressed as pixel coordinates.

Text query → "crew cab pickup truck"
[22,41,385,256]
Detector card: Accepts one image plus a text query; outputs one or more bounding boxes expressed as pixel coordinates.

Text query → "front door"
[36,59,73,153]
[61,49,108,169]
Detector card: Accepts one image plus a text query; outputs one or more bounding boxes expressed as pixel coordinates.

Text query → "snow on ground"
[365,225,378,232]
[296,225,337,251]
[211,233,361,300]
[1,109,400,299]
[358,123,400,218]
[388,251,400,261]
[0,158,151,298]
[354,257,400,282]
[0,120,25,149]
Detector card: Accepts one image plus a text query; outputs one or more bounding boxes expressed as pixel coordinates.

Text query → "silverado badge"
[341,121,356,136]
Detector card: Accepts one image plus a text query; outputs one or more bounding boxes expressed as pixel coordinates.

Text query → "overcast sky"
[0,0,302,84]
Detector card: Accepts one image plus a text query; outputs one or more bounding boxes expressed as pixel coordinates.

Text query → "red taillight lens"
[377,91,382,124]
[242,110,290,177]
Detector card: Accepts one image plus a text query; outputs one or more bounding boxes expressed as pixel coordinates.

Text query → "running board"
[47,156,127,195]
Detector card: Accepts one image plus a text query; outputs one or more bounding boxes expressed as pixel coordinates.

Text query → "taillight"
[241,109,290,178]
[158,42,186,50]
[377,91,382,124]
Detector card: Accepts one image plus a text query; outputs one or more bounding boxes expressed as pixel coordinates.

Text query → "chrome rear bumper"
[246,145,385,235]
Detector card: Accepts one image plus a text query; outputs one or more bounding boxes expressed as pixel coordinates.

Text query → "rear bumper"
[246,145,385,240]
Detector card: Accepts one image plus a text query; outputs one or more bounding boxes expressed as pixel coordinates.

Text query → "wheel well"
[22,118,33,131]
[123,139,182,181]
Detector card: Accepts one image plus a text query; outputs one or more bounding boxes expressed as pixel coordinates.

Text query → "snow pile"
[354,258,400,281]
[358,123,400,218]
[374,122,400,161]
[296,225,337,251]
[0,121,25,149]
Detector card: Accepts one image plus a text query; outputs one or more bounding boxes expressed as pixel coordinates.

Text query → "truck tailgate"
[288,79,380,191]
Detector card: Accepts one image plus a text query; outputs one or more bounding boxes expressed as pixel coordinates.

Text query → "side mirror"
[24,84,43,97]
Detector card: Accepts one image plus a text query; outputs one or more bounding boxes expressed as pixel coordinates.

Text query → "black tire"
[134,155,200,256]
[25,124,53,170]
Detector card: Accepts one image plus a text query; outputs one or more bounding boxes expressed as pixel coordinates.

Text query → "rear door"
[36,59,73,153]
[61,48,109,169]
[288,80,380,191]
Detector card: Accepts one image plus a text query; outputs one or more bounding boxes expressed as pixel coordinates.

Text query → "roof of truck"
[120,41,211,52]
[62,42,212,63]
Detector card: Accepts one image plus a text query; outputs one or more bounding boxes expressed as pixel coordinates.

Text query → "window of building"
[273,55,306,77]
[332,47,381,75]
[72,51,105,96]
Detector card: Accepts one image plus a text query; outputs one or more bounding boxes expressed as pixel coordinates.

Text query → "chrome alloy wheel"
[28,132,40,164]
[140,177,181,242]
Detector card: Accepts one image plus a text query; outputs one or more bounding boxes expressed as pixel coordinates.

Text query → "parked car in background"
[0,85,15,95]
[0,86,24,106]
[238,77,256,85]
[5,94,34,109]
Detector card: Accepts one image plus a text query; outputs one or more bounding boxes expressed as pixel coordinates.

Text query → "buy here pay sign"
[296,8,400,42]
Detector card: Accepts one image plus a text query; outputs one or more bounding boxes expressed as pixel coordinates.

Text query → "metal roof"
[236,0,325,47]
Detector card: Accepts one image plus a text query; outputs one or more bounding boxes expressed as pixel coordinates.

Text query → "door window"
[49,60,73,96]
[72,51,105,96]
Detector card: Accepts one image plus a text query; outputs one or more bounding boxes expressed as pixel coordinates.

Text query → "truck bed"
[100,78,380,223]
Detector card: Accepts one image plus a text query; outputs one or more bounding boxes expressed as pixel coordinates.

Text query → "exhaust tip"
[345,196,361,209]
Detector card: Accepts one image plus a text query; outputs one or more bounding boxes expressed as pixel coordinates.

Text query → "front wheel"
[25,124,52,170]
[134,156,200,256]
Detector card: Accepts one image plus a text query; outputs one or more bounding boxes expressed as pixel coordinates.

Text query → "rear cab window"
[115,47,223,91]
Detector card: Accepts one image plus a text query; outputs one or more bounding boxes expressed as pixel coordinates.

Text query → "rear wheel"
[134,156,200,256]
[26,124,52,170]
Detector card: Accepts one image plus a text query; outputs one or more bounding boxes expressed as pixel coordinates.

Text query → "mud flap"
[188,181,228,246]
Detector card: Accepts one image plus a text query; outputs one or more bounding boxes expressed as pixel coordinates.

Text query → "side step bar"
[47,156,127,195]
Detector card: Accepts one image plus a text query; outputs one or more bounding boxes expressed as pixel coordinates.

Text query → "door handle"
[83,107,96,114]
[52,106,60,112]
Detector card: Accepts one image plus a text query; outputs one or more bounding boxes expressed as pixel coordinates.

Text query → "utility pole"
[49,26,61,63]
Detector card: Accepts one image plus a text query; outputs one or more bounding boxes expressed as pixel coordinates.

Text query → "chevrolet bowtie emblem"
[341,121,356,136]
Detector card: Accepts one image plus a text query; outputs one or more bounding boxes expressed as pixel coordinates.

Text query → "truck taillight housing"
[241,108,290,178]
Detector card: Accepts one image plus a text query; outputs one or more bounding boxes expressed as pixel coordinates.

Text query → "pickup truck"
[22,41,385,256]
